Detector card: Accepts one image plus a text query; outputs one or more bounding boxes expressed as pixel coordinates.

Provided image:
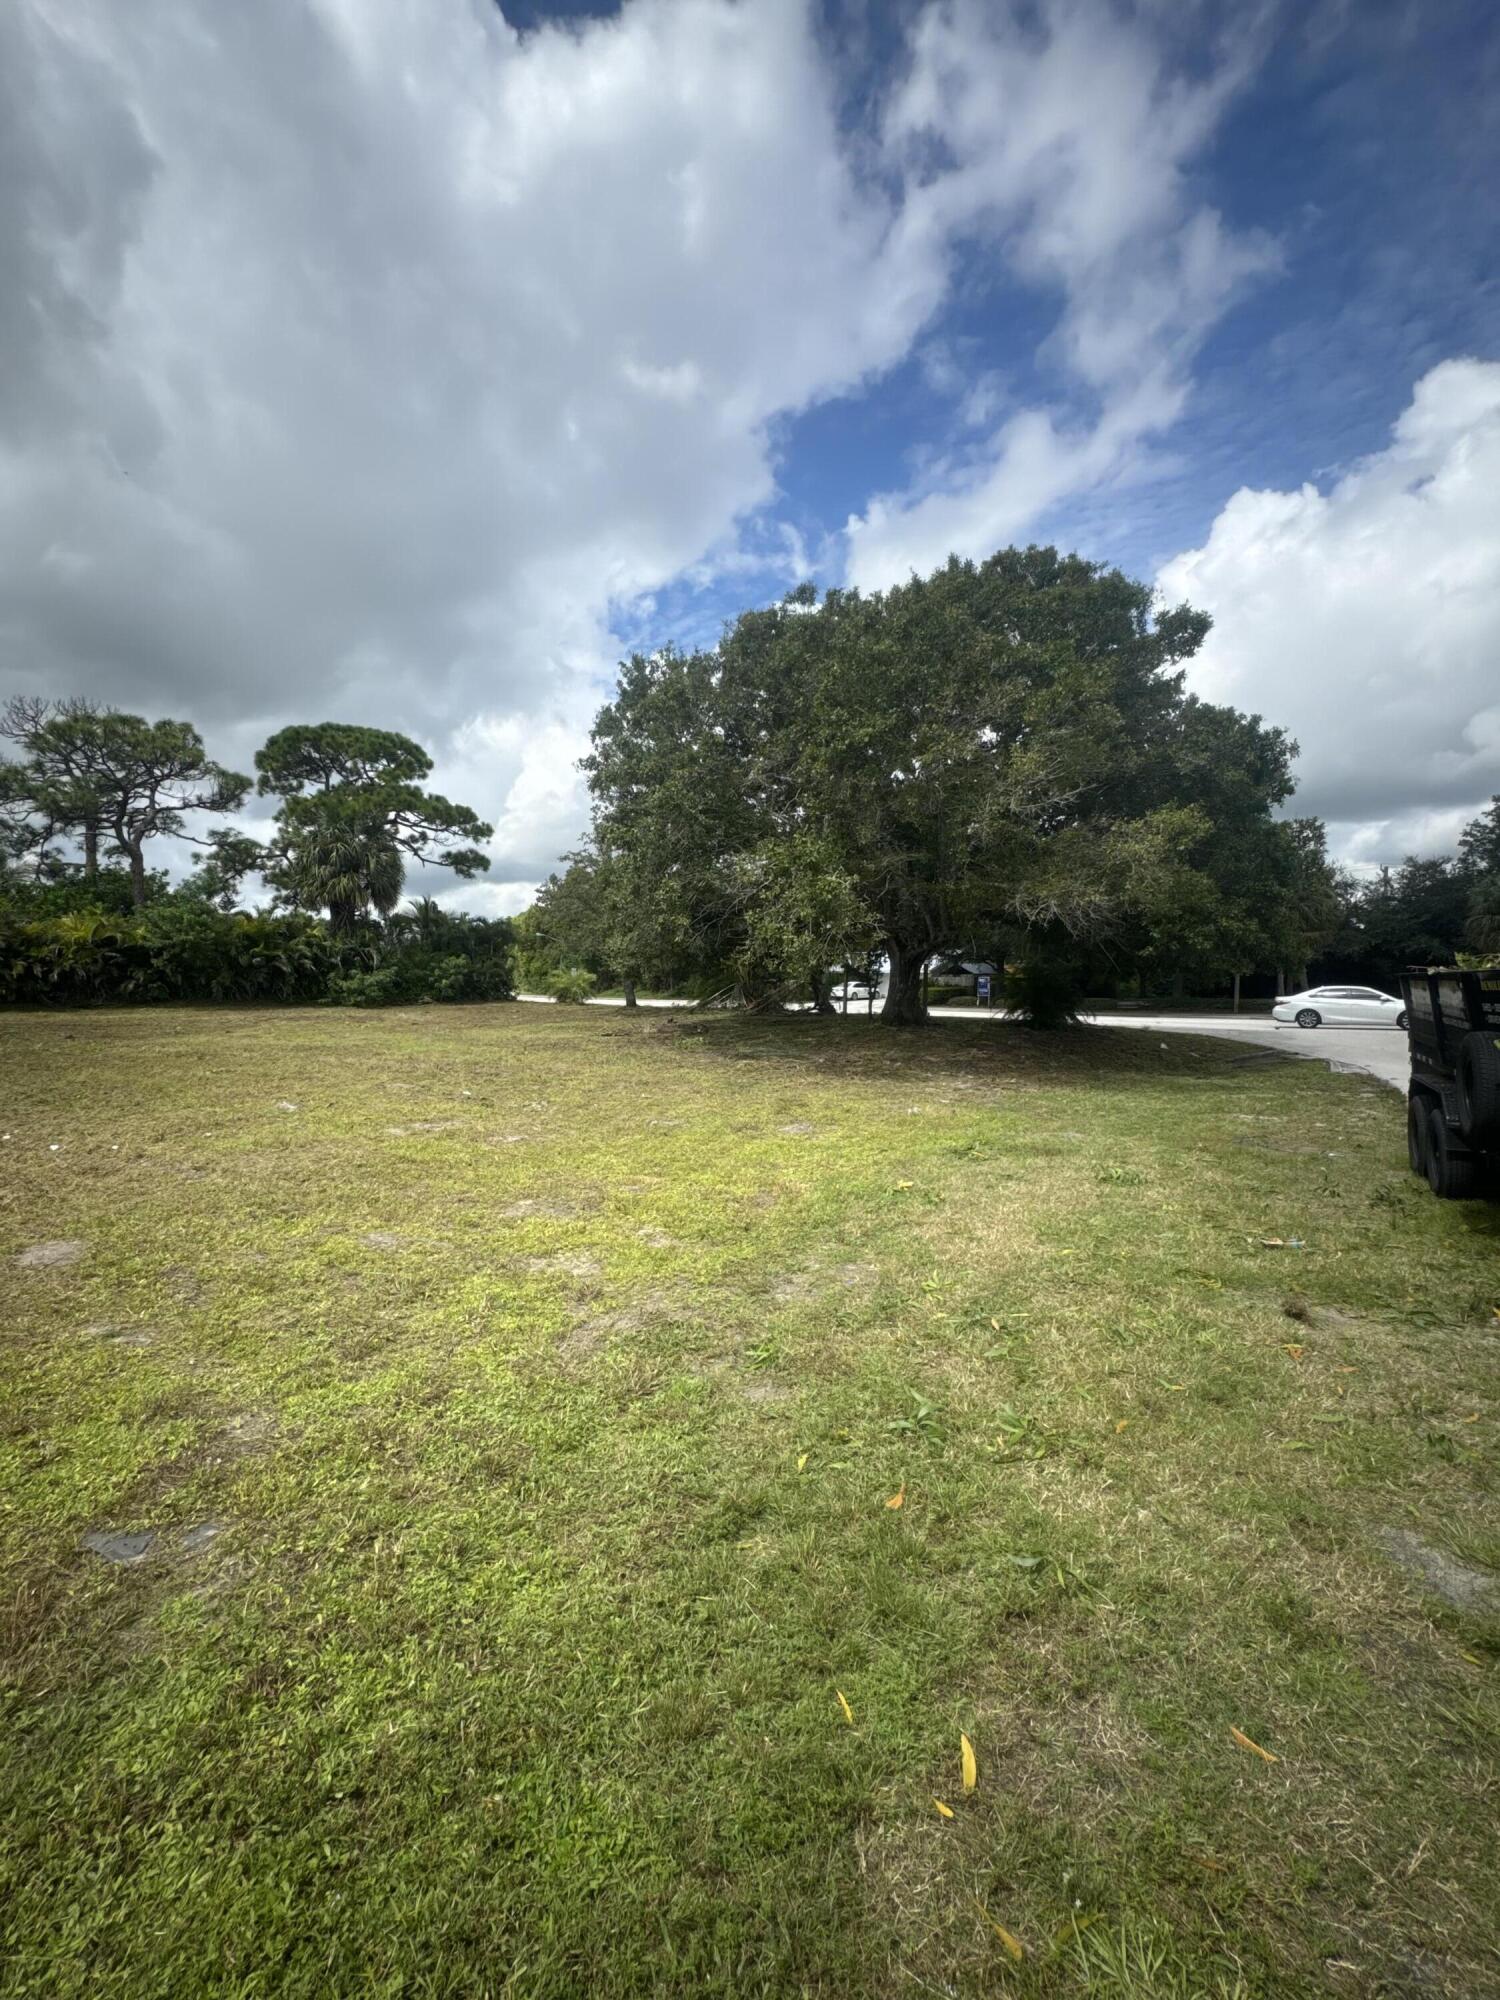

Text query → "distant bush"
[327,902,515,1007]
[326,948,512,1008]
[0,897,515,1009]
[1005,955,1084,1030]
[545,965,596,1004]
[0,906,349,1006]
[0,865,169,918]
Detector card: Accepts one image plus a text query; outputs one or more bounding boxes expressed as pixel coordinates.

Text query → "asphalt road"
[923,1006,1408,1089]
[517,992,1411,1090]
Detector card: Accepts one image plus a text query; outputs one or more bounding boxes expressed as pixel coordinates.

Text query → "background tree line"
[0,709,511,1007]
[1312,809,1500,986]
[7,546,1497,1018]
[520,546,1500,1024]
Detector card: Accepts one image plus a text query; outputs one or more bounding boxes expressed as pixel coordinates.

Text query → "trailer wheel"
[1426,1106,1480,1200]
[1407,1094,1431,1175]
[1295,1008,1321,1028]
[1456,1031,1500,1143]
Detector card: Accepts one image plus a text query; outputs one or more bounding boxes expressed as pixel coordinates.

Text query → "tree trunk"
[622,978,638,1009]
[1232,971,1241,1014]
[82,819,99,879]
[810,971,836,1016]
[125,840,147,909]
[1170,969,1185,1000]
[880,943,929,1026]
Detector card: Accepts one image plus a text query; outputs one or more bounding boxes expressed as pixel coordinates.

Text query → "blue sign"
[976,974,991,1002]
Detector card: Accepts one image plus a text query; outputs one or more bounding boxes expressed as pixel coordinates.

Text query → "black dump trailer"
[1401,966,1500,1201]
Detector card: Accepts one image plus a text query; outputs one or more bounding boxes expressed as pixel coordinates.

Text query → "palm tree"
[278,819,403,936]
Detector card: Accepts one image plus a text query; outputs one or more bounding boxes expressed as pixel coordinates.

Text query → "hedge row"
[0,905,515,1007]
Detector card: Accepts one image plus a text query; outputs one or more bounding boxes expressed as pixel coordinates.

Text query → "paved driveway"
[938,1008,1407,1089]
[1080,1013,1408,1091]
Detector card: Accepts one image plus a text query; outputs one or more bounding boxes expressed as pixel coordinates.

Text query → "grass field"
[2,1003,1497,1999]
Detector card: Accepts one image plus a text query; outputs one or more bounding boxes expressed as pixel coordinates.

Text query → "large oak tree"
[583,547,1310,1023]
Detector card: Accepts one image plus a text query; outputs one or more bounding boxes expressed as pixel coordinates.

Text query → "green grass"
[1,1003,1497,1999]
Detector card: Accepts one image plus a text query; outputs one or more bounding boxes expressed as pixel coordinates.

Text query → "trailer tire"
[1407,1093,1431,1175]
[1455,1031,1500,1143]
[1426,1105,1481,1200]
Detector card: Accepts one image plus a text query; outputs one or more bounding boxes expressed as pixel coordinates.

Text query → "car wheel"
[1395,1010,1408,1030]
[1426,1106,1480,1200]
[1407,1094,1430,1175]
[1456,1030,1500,1143]
[1295,1008,1320,1029]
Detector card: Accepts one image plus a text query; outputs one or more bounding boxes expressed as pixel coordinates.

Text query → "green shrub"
[545,965,597,1004]
[1004,955,1084,1029]
[0,865,169,917]
[0,895,515,1010]
[1,906,354,1007]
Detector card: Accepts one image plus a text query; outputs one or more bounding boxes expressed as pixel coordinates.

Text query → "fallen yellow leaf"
[1282,1343,1304,1358]
[797,1452,809,1472]
[1462,1412,1479,1423]
[885,1484,906,1510]
[1230,1725,1279,1763]
[961,1732,977,1790]
[1115,1418,1130,1433]
[932,1798,954,1819]
[990,1317,1001,1331]
[1460,1650,1482,1665]
[973,1900,1024,1962]
[894,1180,914,1190]
[836,1689,855,1726]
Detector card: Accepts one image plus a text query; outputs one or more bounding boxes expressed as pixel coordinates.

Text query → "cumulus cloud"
[0,0,957,890]
[1158,359,1500,863]
[844,0,1275,589]
[0,0,1317,905]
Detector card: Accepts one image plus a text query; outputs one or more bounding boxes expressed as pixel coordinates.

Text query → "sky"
[2,0,1498,910]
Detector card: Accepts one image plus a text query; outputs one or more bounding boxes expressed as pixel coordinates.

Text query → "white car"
[1271,984,1408,1029]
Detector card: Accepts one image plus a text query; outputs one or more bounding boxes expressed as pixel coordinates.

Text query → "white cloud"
[1158,359,1500,863]
[0,0,957,896]
[845,0,1275,589]
[2,0,1313,907]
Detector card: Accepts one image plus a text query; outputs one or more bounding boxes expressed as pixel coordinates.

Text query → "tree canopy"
[256,723,492,934]
[581,548,1316,1021]
[1,701,249,906]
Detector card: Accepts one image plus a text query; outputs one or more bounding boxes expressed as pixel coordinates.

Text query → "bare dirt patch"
[521,1251,603,1280]
[15,1239,87,1271]
[1378,1529,1498,1612]
[559,1290,688,1364]
[772,1260,879,1304]
[214,1410,277,1459]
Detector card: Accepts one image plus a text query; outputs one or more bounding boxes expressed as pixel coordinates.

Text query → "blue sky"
[2,0,1497,902]
[643,0,1500,632]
